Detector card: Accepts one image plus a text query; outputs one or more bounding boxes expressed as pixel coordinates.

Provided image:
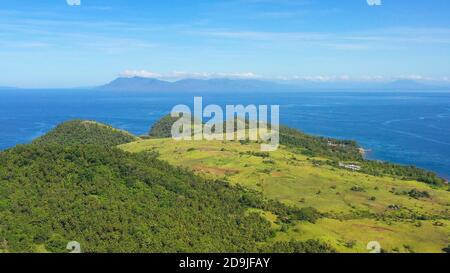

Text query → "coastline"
[1,90,449,180]
[1,119,446,183]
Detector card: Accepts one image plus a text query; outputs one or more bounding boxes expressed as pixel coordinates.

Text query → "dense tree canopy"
[149,115,180,138]
[2,116,444,253]
[33,120,138,147]
[0,120,335,253]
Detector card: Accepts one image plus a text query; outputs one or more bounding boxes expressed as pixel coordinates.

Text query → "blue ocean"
[0,89,449,179]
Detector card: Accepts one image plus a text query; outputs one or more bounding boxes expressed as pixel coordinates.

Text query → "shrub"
[350,186,365,192]
[294,207,321,223]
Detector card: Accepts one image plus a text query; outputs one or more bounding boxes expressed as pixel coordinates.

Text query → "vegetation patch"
[33,120,138,147]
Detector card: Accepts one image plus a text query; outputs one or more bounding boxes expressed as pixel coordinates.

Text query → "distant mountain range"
[98,77,450,92]
[1,78,449,91]
[98,77,293,92]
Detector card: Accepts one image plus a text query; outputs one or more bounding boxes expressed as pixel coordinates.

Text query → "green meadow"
[120,138,450,253]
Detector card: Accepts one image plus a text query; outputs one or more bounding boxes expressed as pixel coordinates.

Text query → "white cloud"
[289,75,347,82]
[120,70,163,78]
[289,75,450,83]
[119,70,261,80]
[119,70,449,83]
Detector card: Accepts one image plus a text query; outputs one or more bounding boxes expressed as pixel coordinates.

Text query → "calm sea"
[0,89,449,179]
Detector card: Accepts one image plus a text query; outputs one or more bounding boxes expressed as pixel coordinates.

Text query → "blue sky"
[1,0,450,87]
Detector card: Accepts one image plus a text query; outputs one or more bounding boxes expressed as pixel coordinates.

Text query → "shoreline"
[1,122,447,182]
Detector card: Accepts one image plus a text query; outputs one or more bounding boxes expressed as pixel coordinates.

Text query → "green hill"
[148,115,445,186]
[0,120,334,253]
[1,117,448,253]
[149,115,181,138]
[121,138,450,253]
[116,115,450,253]
[33,120,138,147]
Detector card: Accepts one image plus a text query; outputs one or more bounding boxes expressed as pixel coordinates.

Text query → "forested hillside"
[0,121,334,253]
[1,117,447,253]
[121,136,450,253]
[33,120,138,147]
[149,115,181,138]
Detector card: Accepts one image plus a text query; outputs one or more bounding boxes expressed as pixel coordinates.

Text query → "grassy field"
[120,138,450,253]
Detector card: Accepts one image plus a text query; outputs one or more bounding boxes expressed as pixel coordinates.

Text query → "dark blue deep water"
[1,89,449,179]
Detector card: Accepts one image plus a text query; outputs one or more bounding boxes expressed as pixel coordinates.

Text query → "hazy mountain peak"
[99,76,291,92]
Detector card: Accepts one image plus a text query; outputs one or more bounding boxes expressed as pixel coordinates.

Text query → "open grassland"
[120,138,450,253]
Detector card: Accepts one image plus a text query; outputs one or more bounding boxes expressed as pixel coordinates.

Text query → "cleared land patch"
[120,138,450,253]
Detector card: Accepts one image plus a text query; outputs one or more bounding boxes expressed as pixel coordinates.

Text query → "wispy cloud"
[1,1,449,87]
[0,41,50,49]
[192,27,450,50]
[282,75,450,83]
[251,11,305,19]
[0,15,160,53]
[120,70,450,83]
[194,30,328,41]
